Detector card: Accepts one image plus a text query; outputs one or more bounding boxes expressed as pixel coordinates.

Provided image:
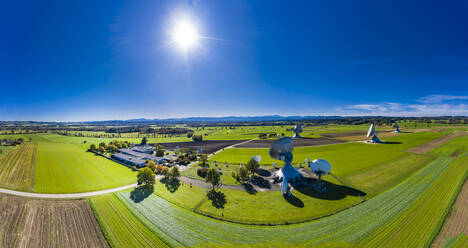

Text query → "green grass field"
[89,194,169,248]
[0,143,36,191]
[34,142,136,193]
[109,155,467,247]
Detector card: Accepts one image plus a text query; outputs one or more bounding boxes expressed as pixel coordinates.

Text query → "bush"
[197,168,208,178]
[192,134,203,142]
[155,165,164,174]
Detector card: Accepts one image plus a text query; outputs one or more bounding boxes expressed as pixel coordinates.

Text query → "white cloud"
[417,94,468,104]
[335,95,468,116]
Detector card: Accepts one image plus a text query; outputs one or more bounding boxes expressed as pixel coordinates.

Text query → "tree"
[89,144,97,151]
[161,167,170,177]
[137,167,155,187]
[99,142,106,147]
[98,146,106,154]
[206,168,221,190]
[199,154,208,166]
[192,134,203,142]
[146,160,157,173]
[141,137,148,145]
[245,158,260,177]
[238,167,249,181]
[169,166,180,179]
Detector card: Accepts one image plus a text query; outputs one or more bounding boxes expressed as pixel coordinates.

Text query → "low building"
[111,153,146,168]
[132,145,155,154]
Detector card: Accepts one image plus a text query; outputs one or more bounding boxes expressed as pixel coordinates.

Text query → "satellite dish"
[292,125,303,138]
[305,157,310,164]
[366,123,381,143]
[393,122,401,133]
[309,159,331,175]
[269,137,293,164]
[252,155,261,163]
[309,159,332,192]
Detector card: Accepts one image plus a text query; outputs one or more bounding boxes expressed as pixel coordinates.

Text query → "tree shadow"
[160,177,181,193]
[130,185,154,203]
[283,194,304,208]
[296,178,366,200]
[207,190,227,209]
[242,183,257,195]
[256,168,271,177]
[250,176,271,189]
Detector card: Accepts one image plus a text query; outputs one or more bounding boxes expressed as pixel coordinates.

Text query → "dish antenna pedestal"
[367,124,382,143]
[270,137,302,195]
[292,125,303,138]
[393,122,401,133]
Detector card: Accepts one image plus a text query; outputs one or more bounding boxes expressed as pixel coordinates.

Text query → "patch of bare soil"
[432,181,468,248]
[235,137,346,148]
[407,131,468,154]
[152,140,242,154]
[0,194,108,248]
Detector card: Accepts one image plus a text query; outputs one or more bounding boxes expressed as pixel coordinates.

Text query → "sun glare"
[172,21,199,50]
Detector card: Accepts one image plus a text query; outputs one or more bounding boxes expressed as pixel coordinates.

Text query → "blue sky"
[1,0,468,121]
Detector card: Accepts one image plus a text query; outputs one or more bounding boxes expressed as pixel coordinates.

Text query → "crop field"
[34,142,136,193]
[406,131,467,154]
[443,233,468,248]
[432,177,468,248]
[89,194,169,248]
[0,143,36,191]
[0,194,108,248]
[111,155,467,247]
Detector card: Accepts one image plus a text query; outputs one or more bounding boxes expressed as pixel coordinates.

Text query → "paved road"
[0,183,138,199]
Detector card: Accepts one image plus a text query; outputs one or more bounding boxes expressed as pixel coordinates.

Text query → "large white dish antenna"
[367,124,375,138]
[269,137,294,163]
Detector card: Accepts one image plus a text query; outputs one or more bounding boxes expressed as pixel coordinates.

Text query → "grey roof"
[112,153,146,165]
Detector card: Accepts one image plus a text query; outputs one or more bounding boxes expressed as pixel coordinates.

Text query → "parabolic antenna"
[309,159,332,192]
[292,125,303,138]
[270,137,302,195]
[269,137,293,164]
[393,122,401,133]
[252,155,261,163]
[367,123,381,143]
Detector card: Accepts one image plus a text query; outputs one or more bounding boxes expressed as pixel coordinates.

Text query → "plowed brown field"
[0,143,36,191]
[406,131,468,154]
[0,194,109,248]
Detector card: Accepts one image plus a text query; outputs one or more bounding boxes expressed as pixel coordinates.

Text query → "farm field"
[0,143,36,191]
[432,179,468,248]
[89,194,169,248]
[111,155,467,247]
[0,194,108,248]
[34,142,136,193]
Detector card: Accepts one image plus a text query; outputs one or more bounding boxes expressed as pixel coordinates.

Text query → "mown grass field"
[0,143,36,191]
[93,154,467,247]
[34,142,136,193]
[89,194,169,248]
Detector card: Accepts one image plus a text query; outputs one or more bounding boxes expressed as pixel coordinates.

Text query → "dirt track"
[432,180,468,248]
[235,137,346,148]
[0,194,108,248]
[406,131,468,154]
[153,140,242,154]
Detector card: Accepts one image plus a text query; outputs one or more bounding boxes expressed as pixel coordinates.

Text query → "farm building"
[132,145,154,154]
[111,153,147,168]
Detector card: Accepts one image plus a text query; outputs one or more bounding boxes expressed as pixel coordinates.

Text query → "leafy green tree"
[141,137,148,145]
[170,166,180,179]
[146,160,157,173]
[161,167,169,177]
[89,144,97,151]
[137,167,155,187]
[206,168,221,190]
[245,158,260,177]
[238,167,249,181]
[98,146,106,154]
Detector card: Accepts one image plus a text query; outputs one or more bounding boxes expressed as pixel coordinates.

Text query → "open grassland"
[0,194,108,248]
[0,143,36,191]
[430,135,468,157]
[432,179,468,248]
[183,132,444,187]
[112,156,466,247]
[407,131,468,154]
[34,142,136,193]
[89,194,169,248]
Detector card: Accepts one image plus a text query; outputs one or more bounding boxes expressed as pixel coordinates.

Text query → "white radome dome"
[309,159,331,175]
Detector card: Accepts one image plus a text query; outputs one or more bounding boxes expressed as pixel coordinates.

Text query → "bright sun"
[172,21,199,50]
